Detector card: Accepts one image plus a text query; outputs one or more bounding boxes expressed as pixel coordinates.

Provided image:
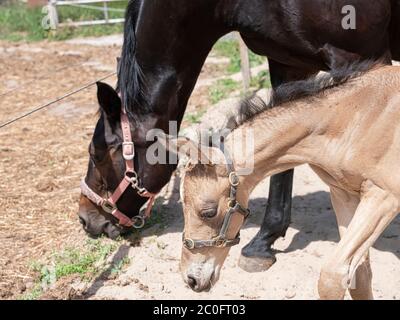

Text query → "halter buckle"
[183,238,195,250]
[227,198,236,208]
[122,142,135,160]
[228,172,240,187]
[214,238,226,248]
[101,200,116,214]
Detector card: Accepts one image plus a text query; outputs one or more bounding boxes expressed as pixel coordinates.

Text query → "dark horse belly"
[236,0,392,71]
[390,0,400,60]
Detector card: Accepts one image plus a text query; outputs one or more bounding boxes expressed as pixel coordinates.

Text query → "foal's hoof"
[238,254,276,273]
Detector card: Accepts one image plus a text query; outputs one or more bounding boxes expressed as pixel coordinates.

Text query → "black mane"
[117,0,149,117]
[234,60,380,127]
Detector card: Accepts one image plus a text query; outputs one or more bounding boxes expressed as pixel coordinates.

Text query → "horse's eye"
[200,208,217,219]
[90,152,103,164]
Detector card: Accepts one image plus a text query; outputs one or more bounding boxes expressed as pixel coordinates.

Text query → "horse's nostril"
[79,217,87,227]
[187,275,197,290]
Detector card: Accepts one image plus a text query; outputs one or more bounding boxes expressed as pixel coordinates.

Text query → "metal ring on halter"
[183,238,195,250]
[137,187,149,196]
[128,172,139,188]
[214,238,226,248]
[228,172,240,187]
[132,215,146,229]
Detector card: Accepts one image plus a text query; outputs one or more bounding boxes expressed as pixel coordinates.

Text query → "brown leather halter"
[182,149,250,249]
[80,109,157,229]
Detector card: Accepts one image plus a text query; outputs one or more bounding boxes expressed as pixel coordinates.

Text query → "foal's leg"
[319,181,399,300]
[239,59,317,272]
[329,186,373,300]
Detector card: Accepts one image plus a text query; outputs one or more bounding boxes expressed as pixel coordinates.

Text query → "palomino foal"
[171,62,400,299]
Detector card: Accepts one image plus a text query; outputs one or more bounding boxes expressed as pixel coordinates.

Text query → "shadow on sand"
[134,187,400,259]
[246,191,400,259]
[82,187,399,298]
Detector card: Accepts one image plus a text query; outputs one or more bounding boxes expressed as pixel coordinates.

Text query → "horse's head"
[164,137,249,292]
[78,82,174,239]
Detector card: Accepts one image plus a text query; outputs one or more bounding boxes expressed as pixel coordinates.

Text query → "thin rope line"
[0,72,116,129]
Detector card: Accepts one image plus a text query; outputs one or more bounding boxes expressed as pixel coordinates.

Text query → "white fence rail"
[48,0,125,28]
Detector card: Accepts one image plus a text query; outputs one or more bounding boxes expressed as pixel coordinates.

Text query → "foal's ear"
[96,82,121,121]
[158,135,226,169]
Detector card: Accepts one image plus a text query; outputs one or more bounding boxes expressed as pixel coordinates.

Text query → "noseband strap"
[182,148,250,250]
[80,109,158,229]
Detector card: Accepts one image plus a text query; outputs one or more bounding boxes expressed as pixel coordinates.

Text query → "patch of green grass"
[209,78,240,104]
[48,239,116,280]
[0,4,48,41]
[20,238,119,300]
[212,39,267,74]
[250,70,271,89]
[0,2,127,42]
[183,110,206,124]
[143,199,168,230]
[19,284,43,301]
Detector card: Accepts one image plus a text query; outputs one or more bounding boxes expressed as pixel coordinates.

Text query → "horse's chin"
[102,222,124,239]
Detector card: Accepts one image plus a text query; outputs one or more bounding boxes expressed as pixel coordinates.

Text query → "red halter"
[80,109,157,229]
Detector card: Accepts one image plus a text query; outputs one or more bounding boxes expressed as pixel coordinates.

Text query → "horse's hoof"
[238,254,276,273]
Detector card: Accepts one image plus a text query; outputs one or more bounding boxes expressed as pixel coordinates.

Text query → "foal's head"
[78,82,174,238]
[168,137,249,292]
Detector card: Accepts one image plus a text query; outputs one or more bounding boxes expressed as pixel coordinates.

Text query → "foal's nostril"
[79,216,87,227]
[187,275,197,290]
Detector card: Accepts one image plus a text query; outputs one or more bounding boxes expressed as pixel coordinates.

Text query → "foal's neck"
[225,94,336,196]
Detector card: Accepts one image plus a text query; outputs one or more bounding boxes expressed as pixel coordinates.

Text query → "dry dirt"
[85,165,400,300]
[0,36,238,299]
[0,36,399,300]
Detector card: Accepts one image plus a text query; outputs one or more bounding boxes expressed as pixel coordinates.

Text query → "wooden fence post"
[237,32,251,91]
[103,1,109,23]
[48,0,59,29]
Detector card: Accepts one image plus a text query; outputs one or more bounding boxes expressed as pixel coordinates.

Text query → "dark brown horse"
[78,0,400,272]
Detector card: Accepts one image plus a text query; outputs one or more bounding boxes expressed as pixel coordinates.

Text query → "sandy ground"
[0,35,245,298]
[0,36,399,300]
[84,166,400,300]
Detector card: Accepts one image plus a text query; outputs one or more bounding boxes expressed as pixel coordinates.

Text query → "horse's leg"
[390,2,400,61]
[329,186,373,300]
[239,60,317,272]
[319,181,398,300]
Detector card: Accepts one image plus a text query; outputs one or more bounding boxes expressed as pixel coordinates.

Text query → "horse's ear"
[96,82,121,121]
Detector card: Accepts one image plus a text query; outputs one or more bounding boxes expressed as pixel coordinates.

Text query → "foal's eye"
[200,208,218,219]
